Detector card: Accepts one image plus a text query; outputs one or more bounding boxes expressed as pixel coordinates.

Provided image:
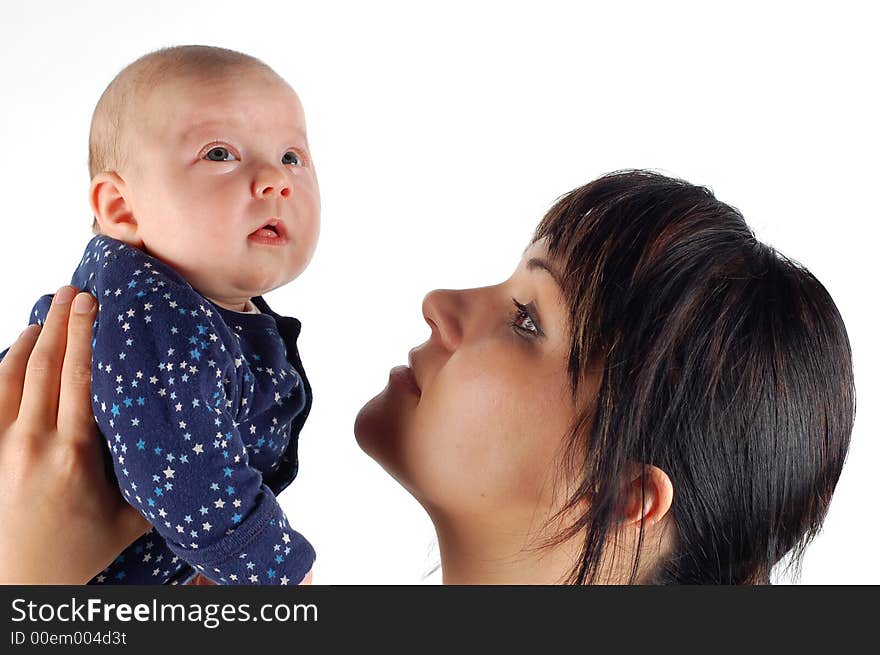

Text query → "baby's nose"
[253,167,291,198]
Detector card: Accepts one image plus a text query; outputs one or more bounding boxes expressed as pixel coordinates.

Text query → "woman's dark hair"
[534,170,855,584]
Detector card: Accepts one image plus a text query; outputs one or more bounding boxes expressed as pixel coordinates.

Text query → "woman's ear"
[89,172,143,247]
[619,463,674,528]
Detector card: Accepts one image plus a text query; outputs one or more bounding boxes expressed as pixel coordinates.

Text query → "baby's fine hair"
[88,45,283,231]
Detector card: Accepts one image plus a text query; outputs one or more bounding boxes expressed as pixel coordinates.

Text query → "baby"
[3,46,320,585]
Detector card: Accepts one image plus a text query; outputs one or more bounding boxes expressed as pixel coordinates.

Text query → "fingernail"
[73,293,95,314]
[54,286,76,305]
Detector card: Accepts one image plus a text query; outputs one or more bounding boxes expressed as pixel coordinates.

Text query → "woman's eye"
[509,299,540,338]
[282,150,302,166]
[204,146,237,162]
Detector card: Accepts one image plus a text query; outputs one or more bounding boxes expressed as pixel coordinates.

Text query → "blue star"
[136,439,146,450]
[110,404,120,417]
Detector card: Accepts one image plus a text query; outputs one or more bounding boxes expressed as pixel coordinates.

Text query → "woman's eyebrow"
[526,257,562,287]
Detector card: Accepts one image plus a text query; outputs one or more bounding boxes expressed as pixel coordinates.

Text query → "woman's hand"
[0,286,150,584]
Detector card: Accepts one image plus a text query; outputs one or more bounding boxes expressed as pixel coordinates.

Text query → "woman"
[0,171,855,584]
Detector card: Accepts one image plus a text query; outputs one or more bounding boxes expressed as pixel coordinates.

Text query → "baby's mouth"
[248,218,287,240]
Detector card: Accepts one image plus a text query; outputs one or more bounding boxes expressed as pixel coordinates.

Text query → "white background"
[0,1,876,584]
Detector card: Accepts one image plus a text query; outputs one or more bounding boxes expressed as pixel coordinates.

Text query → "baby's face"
[122,71,320,310]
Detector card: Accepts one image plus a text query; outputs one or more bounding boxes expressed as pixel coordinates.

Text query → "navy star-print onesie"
[2,236,315,585]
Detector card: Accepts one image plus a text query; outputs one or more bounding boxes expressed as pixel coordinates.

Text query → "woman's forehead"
[522,237,550,260]
[518,239,563,287]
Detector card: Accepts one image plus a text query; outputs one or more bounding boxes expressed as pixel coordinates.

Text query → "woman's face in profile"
[355,240,586,528]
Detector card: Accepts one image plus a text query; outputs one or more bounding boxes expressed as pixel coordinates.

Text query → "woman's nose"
[252,165,292,199]
[421,289,464,352]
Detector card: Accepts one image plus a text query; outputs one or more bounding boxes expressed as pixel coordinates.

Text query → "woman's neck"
[430,511,583,585]
[429,507,673,585]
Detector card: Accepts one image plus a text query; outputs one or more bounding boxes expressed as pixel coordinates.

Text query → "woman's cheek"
[465,361,574,509]
[410,366,538,510]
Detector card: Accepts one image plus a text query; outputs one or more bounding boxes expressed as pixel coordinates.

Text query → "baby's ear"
[89,172,143,247]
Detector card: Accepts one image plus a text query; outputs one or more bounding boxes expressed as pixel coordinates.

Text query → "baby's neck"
[206,296,256,313]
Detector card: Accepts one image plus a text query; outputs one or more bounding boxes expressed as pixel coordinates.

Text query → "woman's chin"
[353,391,384,456]
[354,384,401,455]
[354,383,417,481]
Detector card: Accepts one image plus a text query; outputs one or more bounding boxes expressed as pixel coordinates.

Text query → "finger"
[57,292,98,441]
[18,286,78,428]
[0,324,42,427]
[114,502,151,547]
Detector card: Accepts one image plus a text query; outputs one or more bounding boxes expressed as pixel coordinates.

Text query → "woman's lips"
[389,365,421,396]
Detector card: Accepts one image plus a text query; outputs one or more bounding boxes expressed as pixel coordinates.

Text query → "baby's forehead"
[136,72,304,140]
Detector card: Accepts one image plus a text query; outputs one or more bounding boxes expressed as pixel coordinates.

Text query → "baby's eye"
[204,146,238,162]
[282,151,302,166]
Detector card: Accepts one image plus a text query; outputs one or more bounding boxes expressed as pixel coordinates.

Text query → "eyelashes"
[200,143,307,166]
[204,146,238,161]
[509,298,544,339]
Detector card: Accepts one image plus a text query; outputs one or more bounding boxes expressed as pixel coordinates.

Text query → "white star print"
[58,237,311,586]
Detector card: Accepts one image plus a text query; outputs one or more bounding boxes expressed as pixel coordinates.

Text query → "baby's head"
[88,45,320,311]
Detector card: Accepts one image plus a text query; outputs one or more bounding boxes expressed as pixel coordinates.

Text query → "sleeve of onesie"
[84,254,314,585]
